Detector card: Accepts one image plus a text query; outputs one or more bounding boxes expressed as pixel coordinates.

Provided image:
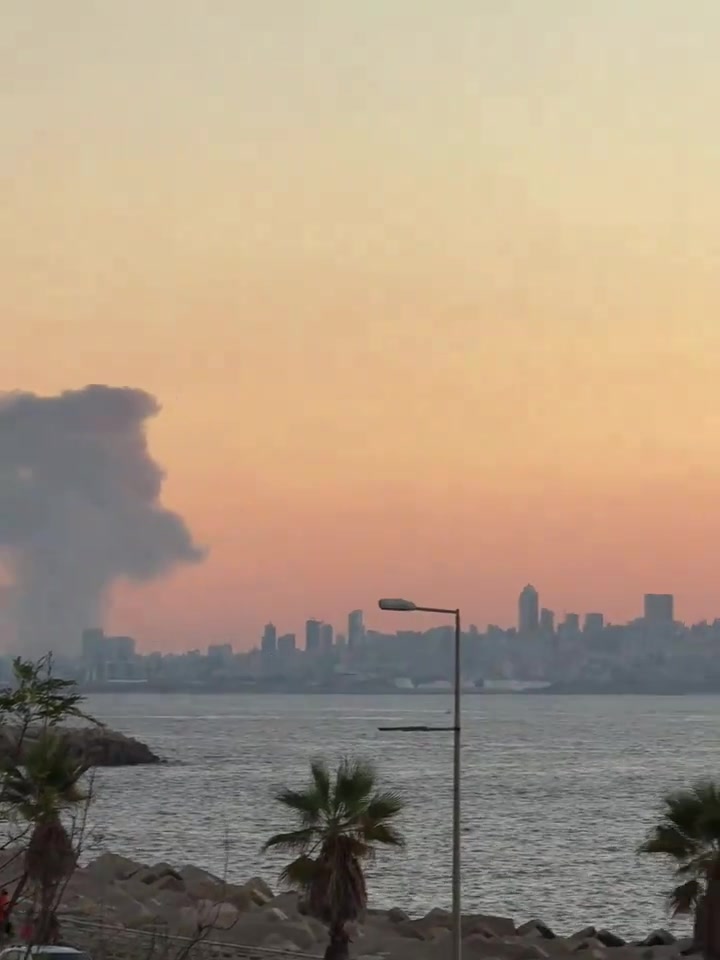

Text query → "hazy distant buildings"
[261,623,277,656]
[348,610,364,650]
[81,628,138,681]
[540,608,555,633]
[277,633,296,655]
[518,585,539,633]
[106,635,136,660]
[81,628,106,682]
[305,619,321,653]
[320,622,334,651]
[207,643,233,666]
[584,613,604,633]
[644,594,674,624]
[82,628,105,661]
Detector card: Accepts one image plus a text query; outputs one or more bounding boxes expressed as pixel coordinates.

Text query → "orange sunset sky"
[3,1,720,650]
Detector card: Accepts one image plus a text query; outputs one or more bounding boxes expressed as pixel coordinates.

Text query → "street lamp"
[378,598,462,960]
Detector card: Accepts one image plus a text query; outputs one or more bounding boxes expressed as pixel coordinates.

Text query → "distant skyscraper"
[584,613,604,633]
[261,623,277,655]
[277,633,296,656]
[305,619,322,653]
[563,613,580,632]
[644,594,674,624]
[540,608,555,634]
[320,622,334,651]
[518,585,539,633]
[81,627,105,662]
[106,635,136,660]
[81,627,106,682]
[348,610,364,650]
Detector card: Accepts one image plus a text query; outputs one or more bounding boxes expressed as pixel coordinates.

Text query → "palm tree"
[3,732,88,943]
[640,780,720,958]
[263,758,405,960]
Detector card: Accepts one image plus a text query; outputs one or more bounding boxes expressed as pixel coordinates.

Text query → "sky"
[3,1,720,649]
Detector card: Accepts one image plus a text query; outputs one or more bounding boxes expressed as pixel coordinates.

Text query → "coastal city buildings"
[6,586,720,695]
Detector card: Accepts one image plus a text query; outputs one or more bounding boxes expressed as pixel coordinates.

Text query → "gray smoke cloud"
[0,385,206,656]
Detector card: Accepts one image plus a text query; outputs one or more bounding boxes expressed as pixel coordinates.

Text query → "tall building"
[518,585,539,633]
[320,622,334,651]
[261,623,277,655]
[82,628,105,661]
[583,613,604,633]
[305,619,322,653]
[106,635,136,660]
[348,610,364,650]
[81,627,106,682]
[277,633,296,656]
[644,594,674,624]
[563,613,580,632]
[540,608,555,634]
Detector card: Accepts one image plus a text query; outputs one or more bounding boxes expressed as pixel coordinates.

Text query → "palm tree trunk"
[34,883,58,945]
[701,870,720,960]
[323,923,350,960]
[695,895,707,954]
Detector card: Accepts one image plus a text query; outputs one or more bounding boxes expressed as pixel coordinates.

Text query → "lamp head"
[378,598,417,612]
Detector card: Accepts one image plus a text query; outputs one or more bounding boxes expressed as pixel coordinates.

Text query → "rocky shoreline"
[0,851,691,960]
[0,726,161,766]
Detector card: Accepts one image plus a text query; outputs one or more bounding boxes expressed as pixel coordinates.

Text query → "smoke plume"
[0,385,205,656]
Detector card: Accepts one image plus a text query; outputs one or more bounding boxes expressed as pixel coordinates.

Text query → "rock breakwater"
[0,851,694,960]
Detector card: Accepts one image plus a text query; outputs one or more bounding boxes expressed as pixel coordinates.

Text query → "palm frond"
[262,827,319,854]
[360,820,406,848]
[676,851,718,878]
[279,854,318,890]
[664,782,720,842]
[310,761,331,807]
[334,758,376,815]
[669,878,702,916]
[639,823,701,861]
[274,787,323,824]
[365,791,405,823]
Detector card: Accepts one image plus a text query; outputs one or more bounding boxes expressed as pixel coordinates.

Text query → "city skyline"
[5,2,720,649]
[52,583,720,696]
[81,587,688,655]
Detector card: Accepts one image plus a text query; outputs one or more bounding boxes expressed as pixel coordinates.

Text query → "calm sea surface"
[82,693,720,938]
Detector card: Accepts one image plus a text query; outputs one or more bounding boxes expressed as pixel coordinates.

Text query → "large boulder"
[596,930,626,948]
[80,852,145,884]
[196,899,240,931]
[518,920,557,940]
[641,931,676,948]
[178,864,225,901]
[133,862,183,886]
[241,876,274,903]
[387,907,411,924]
[463,914,517,939]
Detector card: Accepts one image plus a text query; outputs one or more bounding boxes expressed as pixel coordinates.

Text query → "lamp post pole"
[378,599,462,960]
[451,607,461,960]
